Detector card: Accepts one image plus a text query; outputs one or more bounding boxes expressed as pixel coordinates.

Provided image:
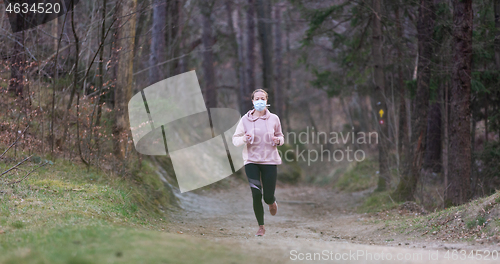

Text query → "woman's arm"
[232,119,247,147]
[274,116,285,146]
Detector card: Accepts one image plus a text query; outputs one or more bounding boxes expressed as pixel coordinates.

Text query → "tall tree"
[225,0,247,115]
[491,0,500,147]
[274,2,284,117]
[284,6,291,131]
[424,91,442,173]
[94,0,108,159]
[8,30,25,98]
[371,0,390,191]
[393,0,435,201]
[200,0,217,109]
[51,16,59,51]
[395,4,409,176]
[113,0,137,160]
[60,3,81,152]
[495,0,500,68]
[445,0,473,206]
[166,0,181,76]
[255,0,274,100]
[245,0,256,110]
[149,0,166,83]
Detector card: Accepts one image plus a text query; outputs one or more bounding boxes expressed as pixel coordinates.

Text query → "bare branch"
[0,124,30,159]
[1,155,33,177]
[6,161,49,185]
[0,27,37,61]
[28,45,71,76]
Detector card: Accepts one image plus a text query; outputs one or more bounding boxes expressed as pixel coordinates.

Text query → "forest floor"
[164,175,500,263]
[1,155,499,263]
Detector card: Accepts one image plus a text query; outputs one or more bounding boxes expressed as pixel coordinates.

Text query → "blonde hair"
[251,88,268,100]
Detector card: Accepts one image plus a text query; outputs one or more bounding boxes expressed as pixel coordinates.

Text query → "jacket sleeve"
[274,115,285,146]
[232,118,247,147]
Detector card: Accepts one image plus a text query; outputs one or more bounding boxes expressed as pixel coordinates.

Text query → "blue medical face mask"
[253,99,266,111]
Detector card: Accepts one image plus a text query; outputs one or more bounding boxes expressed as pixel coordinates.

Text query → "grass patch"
[356,191,400,213]
[335,159,378,192]
[0,154,265,263]
[466,215,486,229]
[10,220,24,229]
[380,190,500,242]
[0,225,253,264]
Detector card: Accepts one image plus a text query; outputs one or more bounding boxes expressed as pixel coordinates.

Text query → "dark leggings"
[244,163,277,226]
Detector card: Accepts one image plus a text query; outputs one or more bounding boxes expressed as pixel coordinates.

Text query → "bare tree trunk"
[200,0,217,109]
[255,0,274,99]
[491,0,500,145]
[166,0,181,76]
[51,13,68,154]
[60,4,80,152]
[76,84,89,168]
[225,0,247,115]
[9,30,25,98]
[445,0,472,206]
[495,0,500,68]
[274,3,283,117]
[284,7,291,131]
[113,0,137,160]
[470,92,478,196]
[371,0,390,191]
[178,2,187,74]
[149,0,166,83]
[424,90,442,173]
[305,101,317,137]
[51,17,59,51]
[395,5,409,177]
[94,0,107,164]
[484,95,488,144]
[443,80,449,205]
[245,0,256,110]
[393,0,435,200]
[133,0,148,60]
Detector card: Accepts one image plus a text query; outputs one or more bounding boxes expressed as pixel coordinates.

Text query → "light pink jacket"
[232,108,285,165]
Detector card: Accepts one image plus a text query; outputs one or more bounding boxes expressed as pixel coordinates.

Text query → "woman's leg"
[260,164,277,205]
[244,163,264,226]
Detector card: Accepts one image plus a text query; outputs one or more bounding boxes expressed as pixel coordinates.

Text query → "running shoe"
[269,201,278,216]
[255,225,265,236]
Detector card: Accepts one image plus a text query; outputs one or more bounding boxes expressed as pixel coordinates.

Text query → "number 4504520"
[5,2,61,14]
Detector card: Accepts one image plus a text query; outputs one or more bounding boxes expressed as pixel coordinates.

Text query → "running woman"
[232,89,285,236]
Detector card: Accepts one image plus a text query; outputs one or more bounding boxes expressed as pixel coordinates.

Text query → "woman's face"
[253,92,267,103]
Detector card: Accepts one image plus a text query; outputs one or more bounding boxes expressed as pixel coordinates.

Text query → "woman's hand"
[245,133,252,143]
[272,136,280,145]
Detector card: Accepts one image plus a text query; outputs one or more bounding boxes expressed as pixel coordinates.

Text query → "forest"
[0,0,500,261]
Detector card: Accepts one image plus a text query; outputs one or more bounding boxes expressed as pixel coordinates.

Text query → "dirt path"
[162,176,499,263]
